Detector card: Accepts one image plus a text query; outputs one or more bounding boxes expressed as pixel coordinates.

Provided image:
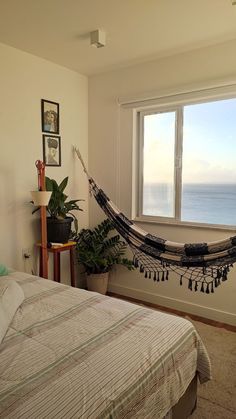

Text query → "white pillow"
[0,279,24,344]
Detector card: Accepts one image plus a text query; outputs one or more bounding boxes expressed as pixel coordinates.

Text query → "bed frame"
[172,375,197,418]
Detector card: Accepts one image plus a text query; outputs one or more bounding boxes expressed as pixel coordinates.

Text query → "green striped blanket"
[0,272,211,418]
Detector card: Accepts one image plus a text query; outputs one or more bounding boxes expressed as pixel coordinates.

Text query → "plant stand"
[35,160,48,279]
[37,241,76,287]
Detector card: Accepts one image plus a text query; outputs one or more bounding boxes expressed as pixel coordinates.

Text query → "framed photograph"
[43,135,61,167]
[41,99,59,134]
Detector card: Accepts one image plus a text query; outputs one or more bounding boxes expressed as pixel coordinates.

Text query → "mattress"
[0,272,211,418]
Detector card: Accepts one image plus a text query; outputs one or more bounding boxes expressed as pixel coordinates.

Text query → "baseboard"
[108,283,236,327]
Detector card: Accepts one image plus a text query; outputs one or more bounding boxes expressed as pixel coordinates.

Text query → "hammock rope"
[75,147,236,293]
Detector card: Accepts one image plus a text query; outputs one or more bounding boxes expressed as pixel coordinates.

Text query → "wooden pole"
[35,160,48,279]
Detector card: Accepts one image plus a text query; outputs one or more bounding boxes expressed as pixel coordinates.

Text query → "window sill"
[133,216,236,232]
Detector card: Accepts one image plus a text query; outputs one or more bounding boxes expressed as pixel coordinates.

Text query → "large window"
[139,96,236,227]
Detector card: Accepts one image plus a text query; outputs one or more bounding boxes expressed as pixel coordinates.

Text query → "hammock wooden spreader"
[75,148,236,293]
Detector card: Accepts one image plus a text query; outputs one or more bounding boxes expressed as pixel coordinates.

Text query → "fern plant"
[74,219,134,274]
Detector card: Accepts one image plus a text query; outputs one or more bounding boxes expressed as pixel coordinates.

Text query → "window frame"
[135,87,236,230]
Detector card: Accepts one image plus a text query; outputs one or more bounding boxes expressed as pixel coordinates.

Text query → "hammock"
[75,148,236,293]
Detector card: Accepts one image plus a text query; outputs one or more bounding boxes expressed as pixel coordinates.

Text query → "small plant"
[32,176,83,232]
[74,219,134,274]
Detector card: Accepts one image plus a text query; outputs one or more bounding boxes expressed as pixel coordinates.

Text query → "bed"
[0,271,211,418]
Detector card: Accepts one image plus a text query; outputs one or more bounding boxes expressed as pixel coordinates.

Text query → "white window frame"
[133,85,236,230]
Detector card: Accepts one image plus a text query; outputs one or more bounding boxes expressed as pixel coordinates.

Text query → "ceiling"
[0,0,236,76]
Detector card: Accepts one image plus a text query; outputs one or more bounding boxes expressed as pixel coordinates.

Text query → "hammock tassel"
[180,276,183,286]
[133,257,139,269]
[206,283,210,294]
[222,268,227,281]
[194,282,198,292]
[188,279,193,291]
[211,282,214,293]
[161,272,165,281]
[200,282,205,293]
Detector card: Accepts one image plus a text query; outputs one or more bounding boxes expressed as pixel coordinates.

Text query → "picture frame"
[41,99,59,134]
[43,135,61,167]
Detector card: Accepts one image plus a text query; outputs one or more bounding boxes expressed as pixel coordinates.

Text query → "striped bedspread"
[0,272,211,418]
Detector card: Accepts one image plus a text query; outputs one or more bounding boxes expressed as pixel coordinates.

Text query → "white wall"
[89,39,236,326]
[0,42,89,284]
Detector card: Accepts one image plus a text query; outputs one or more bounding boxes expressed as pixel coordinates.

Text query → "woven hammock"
[75,148,236,293]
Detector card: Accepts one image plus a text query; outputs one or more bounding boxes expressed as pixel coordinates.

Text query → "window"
[138,95,236,227]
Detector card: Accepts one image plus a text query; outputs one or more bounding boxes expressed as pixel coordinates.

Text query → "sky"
[143,97,236,184]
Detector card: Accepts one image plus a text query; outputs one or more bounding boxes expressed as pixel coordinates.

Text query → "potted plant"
[32,176,83,243]
[74,219,134,294]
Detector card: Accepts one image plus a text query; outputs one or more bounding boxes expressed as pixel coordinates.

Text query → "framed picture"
[41,99,59,134]
[43,135,61,167]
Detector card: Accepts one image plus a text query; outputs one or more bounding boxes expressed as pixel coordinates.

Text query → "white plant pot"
[31,191,52,206]
[86,272,109,295]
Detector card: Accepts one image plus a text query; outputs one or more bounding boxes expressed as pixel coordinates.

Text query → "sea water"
[143,183,236,226]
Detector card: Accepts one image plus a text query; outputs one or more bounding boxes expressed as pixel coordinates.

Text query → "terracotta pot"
[86,272,109,295]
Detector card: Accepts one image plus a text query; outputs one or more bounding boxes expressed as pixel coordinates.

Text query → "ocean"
[143,183,236,226]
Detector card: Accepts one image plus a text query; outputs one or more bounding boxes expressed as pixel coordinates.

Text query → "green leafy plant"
[74,219,134,274]
[32,176,83,232]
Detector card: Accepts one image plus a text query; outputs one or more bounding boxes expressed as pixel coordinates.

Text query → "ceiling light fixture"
[90,30,106,48]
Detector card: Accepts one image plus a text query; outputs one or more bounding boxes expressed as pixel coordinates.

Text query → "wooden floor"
[108,292,236,333]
